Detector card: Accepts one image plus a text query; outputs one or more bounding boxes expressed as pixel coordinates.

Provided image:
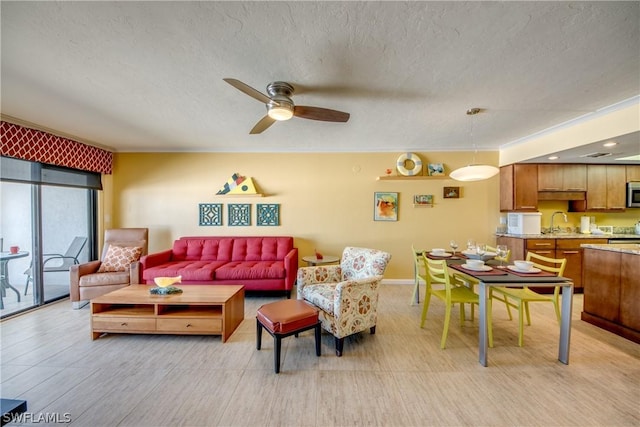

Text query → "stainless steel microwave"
[628,182,640,208]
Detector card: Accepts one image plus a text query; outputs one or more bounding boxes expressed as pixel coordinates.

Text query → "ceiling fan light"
[267,102,294,121]
[450,164,500,182]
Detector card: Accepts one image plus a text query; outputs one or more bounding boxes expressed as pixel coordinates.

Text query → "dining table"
[0,251,29,309]
[426,252,574,367]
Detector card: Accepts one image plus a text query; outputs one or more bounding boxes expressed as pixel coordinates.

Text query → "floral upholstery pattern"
[297,247,391,355]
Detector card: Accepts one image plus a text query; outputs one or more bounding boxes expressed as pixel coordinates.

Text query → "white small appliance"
[507,212,542,235]
[580,216,591,234]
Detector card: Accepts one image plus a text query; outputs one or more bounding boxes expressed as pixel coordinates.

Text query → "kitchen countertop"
[581,243,640,255]
[496,233,640,239]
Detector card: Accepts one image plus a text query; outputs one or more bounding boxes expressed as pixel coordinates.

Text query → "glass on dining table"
[466,239,476,253]
[449,240,459,256]
[496,245,508,267]
[476,243,486,257]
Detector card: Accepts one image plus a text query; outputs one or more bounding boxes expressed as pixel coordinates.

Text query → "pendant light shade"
[450,164,499,181]
[450,108,499,182]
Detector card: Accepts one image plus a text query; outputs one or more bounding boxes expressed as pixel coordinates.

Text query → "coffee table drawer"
[157,318,222,333]
[92,317,156,331]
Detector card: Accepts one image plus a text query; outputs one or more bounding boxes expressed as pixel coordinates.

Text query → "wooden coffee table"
[90,284,244,342]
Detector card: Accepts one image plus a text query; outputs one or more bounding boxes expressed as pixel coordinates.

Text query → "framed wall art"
[374,192,398,221]
[427,163,445,176]
[443,187,460,199]
[413,194,433,207]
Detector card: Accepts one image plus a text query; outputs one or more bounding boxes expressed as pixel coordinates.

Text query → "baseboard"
[381,279,414,285]
[72,300,89,310]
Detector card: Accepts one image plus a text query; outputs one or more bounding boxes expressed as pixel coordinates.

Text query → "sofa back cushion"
[172,236,294,262]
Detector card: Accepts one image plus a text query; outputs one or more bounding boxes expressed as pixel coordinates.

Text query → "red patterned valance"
[0,121,112,174]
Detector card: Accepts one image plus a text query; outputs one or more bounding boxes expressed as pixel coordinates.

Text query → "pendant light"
[449,108,500,182]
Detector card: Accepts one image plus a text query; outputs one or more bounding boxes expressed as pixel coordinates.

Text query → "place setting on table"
[425,241,556,279]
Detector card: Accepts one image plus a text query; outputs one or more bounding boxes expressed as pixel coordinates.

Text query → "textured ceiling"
[1,1,639,160]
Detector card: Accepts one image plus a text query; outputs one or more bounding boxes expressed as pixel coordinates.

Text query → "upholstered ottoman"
[256,299,321,373]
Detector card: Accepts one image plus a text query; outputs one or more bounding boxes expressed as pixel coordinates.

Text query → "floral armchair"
[297,246,391,356]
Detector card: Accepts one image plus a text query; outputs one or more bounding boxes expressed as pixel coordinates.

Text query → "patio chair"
[24,236,88,295]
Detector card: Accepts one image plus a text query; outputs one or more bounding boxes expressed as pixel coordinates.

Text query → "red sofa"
[139,236,298,296]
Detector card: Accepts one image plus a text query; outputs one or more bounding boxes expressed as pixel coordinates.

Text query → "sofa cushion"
[143,261,227,282]
[214,261,285,280]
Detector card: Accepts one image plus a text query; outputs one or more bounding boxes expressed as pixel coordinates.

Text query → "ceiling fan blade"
[223,78,271,104]
[250,115,277,134]
[293,106,350,122]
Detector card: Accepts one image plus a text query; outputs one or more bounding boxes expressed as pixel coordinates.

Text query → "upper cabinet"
[500,164,538,212]
[502,163,634,213]
[537,164,586,191]
[627,165,640,182]
[586,165,626,211]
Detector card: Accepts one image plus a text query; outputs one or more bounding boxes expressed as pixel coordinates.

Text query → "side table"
[302,255,340,266]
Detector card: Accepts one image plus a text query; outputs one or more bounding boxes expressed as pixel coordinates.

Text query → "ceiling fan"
[223,78,350,134]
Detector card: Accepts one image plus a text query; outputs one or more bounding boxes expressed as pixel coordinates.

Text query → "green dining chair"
[420,256,493,349]
[490,252,566,347]
[410,245,428,305]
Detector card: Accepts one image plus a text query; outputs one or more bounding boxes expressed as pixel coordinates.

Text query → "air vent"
[580,152,612,158]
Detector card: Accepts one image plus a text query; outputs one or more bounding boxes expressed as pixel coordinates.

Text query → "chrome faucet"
[550,211,568,233]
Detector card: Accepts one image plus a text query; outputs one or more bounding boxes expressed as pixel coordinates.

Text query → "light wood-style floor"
[1,285,638,426]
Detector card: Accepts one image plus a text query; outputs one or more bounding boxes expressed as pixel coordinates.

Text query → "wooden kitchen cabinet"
[555,239,607,290]
[582,249,620,321]
[537,164,586,191]
[500,164,538,212]
[496,237,607,293]
[582,248,640,343]
[627,165,640,182]
[586,165,626,211]
[619,253,640,332]
[496,236,525,261]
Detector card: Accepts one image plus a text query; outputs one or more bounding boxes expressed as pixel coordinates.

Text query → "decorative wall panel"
[228,204,251,226]
[199,203,223,226]
[257,204,280,226]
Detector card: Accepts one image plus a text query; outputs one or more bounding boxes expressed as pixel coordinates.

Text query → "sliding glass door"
[40,186,92,303]
[1,157,98,318]
[0,181,33,314]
